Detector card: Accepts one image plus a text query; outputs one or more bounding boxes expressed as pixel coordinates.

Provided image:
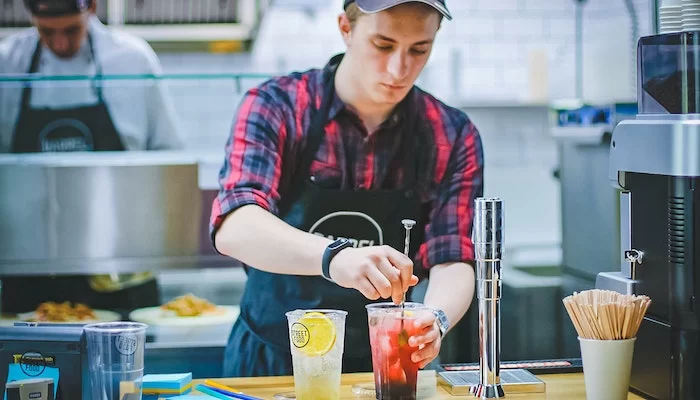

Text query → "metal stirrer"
[400,219,416,316]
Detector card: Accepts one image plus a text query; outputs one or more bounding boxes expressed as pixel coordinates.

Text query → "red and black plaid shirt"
[211,57,484,270]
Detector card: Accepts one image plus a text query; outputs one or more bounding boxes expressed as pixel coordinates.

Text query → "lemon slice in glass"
[291,311,337,357]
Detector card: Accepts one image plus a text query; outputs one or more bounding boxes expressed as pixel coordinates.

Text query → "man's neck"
[334,56,395,134]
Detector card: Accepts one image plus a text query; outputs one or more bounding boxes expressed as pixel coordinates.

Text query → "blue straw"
[195,384,263,400]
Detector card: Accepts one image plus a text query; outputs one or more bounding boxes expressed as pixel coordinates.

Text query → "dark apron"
[1,36,158,317]
[223,54,428,377]
[10,35,125,153]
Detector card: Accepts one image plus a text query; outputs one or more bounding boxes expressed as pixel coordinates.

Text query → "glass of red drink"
[366,302,432,400]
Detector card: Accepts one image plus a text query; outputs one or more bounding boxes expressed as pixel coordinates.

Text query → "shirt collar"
[319,55,416,128]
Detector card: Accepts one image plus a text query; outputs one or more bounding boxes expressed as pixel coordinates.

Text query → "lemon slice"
[290,312,337,357]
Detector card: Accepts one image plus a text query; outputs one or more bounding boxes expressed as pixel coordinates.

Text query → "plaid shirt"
[211,57,484,269]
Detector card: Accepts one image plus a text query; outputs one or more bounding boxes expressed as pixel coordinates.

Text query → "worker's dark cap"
[24,0,93,16]
[343,0,451,20]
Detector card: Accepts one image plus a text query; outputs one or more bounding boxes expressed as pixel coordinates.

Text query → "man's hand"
[408,312,442,369]
[329,245,418,304]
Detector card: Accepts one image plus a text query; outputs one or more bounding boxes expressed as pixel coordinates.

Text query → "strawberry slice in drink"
[387,358,407,384]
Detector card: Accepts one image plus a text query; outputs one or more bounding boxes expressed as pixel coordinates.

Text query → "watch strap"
[433,309,450,338]
[322,238,352,281]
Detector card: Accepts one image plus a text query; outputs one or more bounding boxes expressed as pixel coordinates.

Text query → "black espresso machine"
[597,32,700,400]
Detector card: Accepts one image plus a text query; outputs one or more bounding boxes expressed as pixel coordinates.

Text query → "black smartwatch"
[322,238,352,281]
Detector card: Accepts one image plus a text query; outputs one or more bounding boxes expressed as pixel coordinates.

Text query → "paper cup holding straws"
[562,289,651,400]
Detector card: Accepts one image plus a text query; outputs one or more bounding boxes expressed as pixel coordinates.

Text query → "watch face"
[331,238,350,250]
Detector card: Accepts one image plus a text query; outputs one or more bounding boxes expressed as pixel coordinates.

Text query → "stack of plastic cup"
[85,322,147,400]
[660,0,683,33]
[682,0,700,31]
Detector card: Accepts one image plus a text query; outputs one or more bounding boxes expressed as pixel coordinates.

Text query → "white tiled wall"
[155,53,269,151]
[252,0,652,104]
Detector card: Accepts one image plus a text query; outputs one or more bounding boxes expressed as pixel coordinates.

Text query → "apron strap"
[399,90,420,191]
[20,40,43,109]
[276,54,342,217]
[21,32,104,109]
[296,53,343,181]
[87,34,105,101]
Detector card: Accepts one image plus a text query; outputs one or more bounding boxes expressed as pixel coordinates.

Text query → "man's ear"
[338,13,352,46]
[89,0,97,13]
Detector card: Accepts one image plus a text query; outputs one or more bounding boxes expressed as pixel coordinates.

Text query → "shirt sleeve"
[209,86,290,248]
[415,120,484,269]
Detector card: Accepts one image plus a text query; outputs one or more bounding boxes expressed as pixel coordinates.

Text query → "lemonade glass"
[286,309,347,400]
[366,302,432,400]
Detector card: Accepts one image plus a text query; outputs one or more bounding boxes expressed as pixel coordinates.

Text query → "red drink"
[366,303,429,400]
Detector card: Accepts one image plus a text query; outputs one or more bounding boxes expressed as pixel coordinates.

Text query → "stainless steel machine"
[472,198,505,399]
[438,198,546,397]
[0,151,204,276]
[597,31,700,400]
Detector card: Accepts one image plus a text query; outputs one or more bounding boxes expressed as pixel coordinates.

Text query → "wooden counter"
[194,372,645,399]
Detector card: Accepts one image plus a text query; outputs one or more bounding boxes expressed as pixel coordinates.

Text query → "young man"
[0,0,183,315]
[212,0,483,376]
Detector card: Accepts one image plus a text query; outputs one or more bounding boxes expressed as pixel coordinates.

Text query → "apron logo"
[312,234,375,248]
[39,118,94,152]
[290,322,310,348]
[308,211,384,247]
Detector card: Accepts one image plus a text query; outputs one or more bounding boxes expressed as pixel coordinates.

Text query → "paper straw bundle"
[562,289,651,340]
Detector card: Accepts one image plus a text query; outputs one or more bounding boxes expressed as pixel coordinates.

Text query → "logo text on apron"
[39,118,94,152]
[308,211,384,248]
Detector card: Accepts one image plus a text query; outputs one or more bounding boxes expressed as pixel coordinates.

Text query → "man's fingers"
[409,327,440,347]
[366,267,393,299]
[413,314,437,330]
[384,246,413,290]
[413,341,441,367]
[357,277,381,300]
[376,258,403,303]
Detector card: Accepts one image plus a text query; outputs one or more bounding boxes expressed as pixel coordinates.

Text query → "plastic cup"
[285,309,347,400]
[85,322,147,400]
[366,302,433,400]
[579,337,636,400]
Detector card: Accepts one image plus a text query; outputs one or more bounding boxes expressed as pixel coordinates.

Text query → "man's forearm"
[424,262,475,333]
[214,204,332,276]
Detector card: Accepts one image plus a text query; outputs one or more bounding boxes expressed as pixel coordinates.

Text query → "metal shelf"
[0,0,266,43]
[0,23,254,42]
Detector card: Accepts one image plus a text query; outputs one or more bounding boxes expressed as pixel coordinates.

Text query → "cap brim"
[355,0,452,20]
